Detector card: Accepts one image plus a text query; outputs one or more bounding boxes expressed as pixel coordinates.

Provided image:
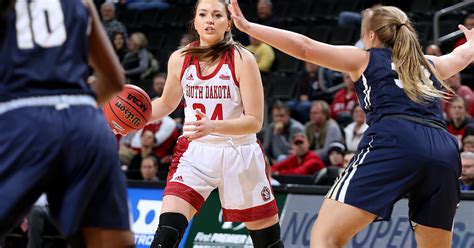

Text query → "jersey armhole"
[229,47,240,88]
[356,49,375,84]
[180,54,192,81]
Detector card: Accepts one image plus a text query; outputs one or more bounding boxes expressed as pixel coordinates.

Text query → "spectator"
[264,155,280,186]
[127,129,160,179]
[149,72,185,128]
[443,73,473,117]
[122,32,159,85]
[263,101,304,163]
[272,133,325,176]
[288,62,335,123]
[149,72,166,99]
[330,73,358,126]
[126,0,170,11]
[327,141,346,168]
[130,117,179,168]
[179,33,193,47]
[26,195,61,248]
[100,2,128,41]
[343,151,355,168]
[425,44,442,56]
[460,152,474,191]
[463,135,474,152]
[305,100,343,162]
[246,36,275,73]
[453,14,474,49]
[140,156,160,182]
[344,105,369,152]
[256,0,281,28]
[113,32,128,61]
[447,97,473,147]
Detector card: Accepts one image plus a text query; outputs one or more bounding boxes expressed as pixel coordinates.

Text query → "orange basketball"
[103,84,152,134]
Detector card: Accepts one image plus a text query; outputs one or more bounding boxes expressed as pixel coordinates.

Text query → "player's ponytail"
[362,6,453,103]
[0,0,13,41]
[182,0,245,63]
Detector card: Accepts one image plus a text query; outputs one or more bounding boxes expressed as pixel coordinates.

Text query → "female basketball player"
[230,1,474,247]
[0,1,133,247]
[148,0,283,247]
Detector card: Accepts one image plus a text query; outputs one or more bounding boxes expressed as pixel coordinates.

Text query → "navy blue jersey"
[355,48,445,126]
[0,0,94,102]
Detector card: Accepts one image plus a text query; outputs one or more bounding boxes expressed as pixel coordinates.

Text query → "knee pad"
[248,223,284,248]
[150,212,188,248]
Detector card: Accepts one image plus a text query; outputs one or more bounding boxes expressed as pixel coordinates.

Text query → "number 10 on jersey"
[15,0,67,49]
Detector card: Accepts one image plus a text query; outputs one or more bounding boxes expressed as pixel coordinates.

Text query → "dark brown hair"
[182,0,244,63]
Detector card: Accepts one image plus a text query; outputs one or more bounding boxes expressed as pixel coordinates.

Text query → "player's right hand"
[228,0,250,32]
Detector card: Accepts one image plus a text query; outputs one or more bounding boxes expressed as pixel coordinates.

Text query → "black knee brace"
[248,223,284,248]
[150,212,188,248]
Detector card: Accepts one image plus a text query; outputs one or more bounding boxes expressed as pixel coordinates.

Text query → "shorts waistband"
[190,135,257,147]
[0,95,97,115]
[381,114,447,130]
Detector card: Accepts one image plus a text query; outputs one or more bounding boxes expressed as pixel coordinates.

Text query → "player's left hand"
[183,109,215,140]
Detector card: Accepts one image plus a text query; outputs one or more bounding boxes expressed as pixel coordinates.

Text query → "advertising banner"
[127,187,191,248]
[184,191,287,247]
[280,194,474,248]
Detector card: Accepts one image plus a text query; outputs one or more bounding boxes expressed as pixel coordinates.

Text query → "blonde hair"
[131,32,148,50]
[361,5,453,103]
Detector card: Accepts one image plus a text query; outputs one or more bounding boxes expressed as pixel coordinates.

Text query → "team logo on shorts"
[261,186,271,202]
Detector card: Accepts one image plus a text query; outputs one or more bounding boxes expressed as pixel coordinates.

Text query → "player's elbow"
[248,115,264,133]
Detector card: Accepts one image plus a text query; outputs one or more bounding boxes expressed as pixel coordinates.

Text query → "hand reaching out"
[183,109,215,140]
[228,0,251,32]
[459,24,474,43]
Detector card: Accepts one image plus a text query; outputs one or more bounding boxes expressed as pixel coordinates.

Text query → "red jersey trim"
[166,136,190,182]
[180,41,199,81]
[228,47,240,88]
[193,54,226,80]
[222,199,278,222]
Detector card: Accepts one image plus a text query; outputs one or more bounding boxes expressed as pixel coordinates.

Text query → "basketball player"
[148,0,283,247]
[230,1,474,247]
[0,1,133,247]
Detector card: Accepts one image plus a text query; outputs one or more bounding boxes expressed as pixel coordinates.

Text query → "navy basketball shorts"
[0,95,130,237]
[327,118,461,231]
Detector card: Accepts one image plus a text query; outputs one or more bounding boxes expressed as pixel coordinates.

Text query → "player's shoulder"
[168,48,187,68]
[233,46,255,64]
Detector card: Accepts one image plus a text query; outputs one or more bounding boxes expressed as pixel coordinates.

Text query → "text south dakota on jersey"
[185,85,233,99]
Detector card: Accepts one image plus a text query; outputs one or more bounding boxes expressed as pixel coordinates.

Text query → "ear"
[226,20,232,32]
[369,31,375,40]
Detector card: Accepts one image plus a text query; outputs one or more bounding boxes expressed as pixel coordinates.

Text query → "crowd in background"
[89,0,474,192]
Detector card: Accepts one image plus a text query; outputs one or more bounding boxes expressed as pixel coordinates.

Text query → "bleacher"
[114,0,473,102]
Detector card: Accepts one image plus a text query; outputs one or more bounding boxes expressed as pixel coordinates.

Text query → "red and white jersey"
[181,47,254,142]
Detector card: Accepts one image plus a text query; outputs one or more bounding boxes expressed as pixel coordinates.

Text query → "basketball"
[103,84,152,134]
